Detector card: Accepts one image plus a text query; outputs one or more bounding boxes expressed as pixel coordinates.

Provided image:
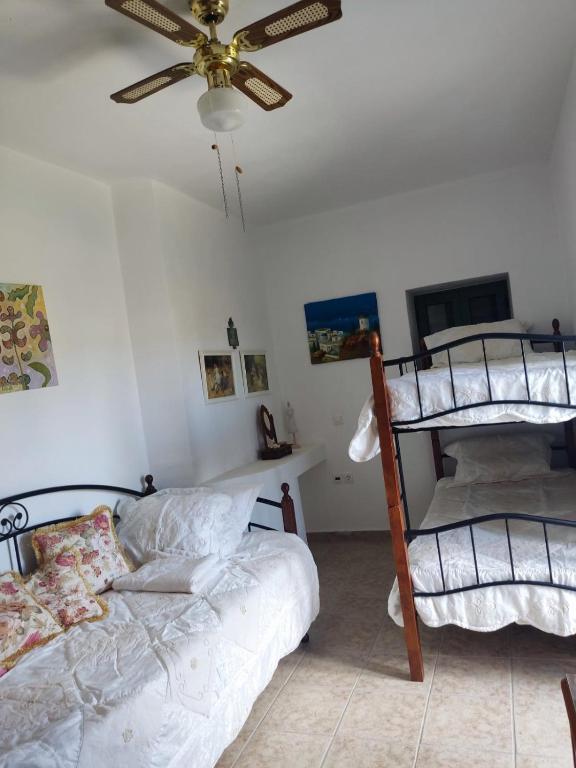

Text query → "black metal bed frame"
[0,474,284,575]
[382,329,576,601]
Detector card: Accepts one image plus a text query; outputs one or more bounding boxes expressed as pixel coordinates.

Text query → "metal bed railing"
[0,480,291,575]
[378,329,576,603]
[383,331,576,429]
[406,511,576,598]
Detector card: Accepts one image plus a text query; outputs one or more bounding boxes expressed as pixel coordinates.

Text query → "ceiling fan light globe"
[197,87,245,132]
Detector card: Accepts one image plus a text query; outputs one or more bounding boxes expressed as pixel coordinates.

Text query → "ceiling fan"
[105,0,342,132]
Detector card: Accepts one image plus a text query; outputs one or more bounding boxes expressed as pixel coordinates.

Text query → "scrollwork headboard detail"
[0,474,157,575]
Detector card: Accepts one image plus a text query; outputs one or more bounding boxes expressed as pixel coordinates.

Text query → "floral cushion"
[0,572,62,678]
[26,549,108,629]
[32,506,133,593]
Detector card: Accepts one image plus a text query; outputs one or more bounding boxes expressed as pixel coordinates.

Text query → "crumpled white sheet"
[0,531,319,768]
[389,471,576,635]
[349,352,576,461]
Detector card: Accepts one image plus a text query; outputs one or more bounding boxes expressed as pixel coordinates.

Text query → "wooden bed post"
[281,483,298,534]
[369,332,424,682]
[431,430,444,480]
[553,318,562,353]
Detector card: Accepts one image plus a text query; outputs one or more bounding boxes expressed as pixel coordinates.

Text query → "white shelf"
[207,444,326,540]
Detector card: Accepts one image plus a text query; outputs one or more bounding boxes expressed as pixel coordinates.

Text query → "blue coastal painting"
[304,292,380,364]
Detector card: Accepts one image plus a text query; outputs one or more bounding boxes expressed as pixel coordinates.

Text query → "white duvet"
[389,470,576,635]
[350,352,576,461]
[0,531,319,768]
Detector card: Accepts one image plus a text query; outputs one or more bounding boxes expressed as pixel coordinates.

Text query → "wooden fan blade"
[111,63,197,103]
[232,63,292,111]
[105,0,207,47]
[233,0,341,52]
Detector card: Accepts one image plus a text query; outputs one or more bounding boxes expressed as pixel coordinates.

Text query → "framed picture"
[304,291,380,365]
[240,351,270,397]
[0,283,58,394]
[199,351,237,403]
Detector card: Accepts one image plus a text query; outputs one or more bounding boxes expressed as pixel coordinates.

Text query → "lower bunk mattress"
[389,470,576,635]
[0,531,319,768]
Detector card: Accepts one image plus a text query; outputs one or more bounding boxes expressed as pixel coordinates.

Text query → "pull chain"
[231,135,246,232]
[211,137,229,218]
[234,166,246,233]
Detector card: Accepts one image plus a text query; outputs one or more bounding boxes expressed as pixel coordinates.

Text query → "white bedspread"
[350,352,576,461]
[388,471,576,635]
[0,531,319,768]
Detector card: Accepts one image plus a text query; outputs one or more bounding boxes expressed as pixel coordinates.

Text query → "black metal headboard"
[0,475,157,575]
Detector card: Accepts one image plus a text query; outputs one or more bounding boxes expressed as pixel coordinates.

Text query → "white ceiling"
[1,0,576,225]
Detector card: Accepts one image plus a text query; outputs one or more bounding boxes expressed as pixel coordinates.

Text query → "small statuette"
[284,401,300,449]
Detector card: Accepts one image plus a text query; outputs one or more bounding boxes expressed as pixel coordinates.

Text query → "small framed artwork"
[199,351,237,403]
[240,351,270,397]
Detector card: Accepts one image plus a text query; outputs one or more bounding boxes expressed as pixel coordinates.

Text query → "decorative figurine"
[258,405,292,460]
[284,401,300,449]
[227,318,239,349]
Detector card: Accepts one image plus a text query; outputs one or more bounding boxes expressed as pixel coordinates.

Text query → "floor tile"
[510,624,576,659]
[339,689,426,745]
[416,744,514,767]
[268,648,305,689]
[215,730,251,768]
[290,649,363,689]
[433,654,511,697]
[514,696,573,759]
[360,652,435,694]
[260,678,352,736]
[516,754,573,768]
[372,617,442,657]
[440,625,510,657]
[422,688,513,753]
[323,734,416,768]
[233,730,330,768]
[513,657,576,700]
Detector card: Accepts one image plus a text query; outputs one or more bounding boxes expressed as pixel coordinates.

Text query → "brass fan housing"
[189,0,229,25]
[193,40,240,88]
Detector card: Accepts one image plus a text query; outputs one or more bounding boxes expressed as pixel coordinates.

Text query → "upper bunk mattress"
[389,351,576,428]
[349,351,576,461]
[388,470,576,635]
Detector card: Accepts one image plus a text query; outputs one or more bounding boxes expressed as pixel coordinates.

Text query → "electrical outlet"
[334,473,354,484]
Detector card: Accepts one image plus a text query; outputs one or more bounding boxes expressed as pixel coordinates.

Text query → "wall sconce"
[227,318,239,349]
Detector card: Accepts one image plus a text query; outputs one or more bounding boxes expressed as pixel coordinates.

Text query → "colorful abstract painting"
[0,284,58,394]
[304,292,380,364]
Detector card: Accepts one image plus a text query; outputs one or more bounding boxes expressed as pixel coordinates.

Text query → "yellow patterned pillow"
[32,506,133,594]
[26,549,108,629]
[0,572,62,678]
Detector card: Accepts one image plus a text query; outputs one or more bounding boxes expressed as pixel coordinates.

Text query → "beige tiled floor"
[216,533,576,768]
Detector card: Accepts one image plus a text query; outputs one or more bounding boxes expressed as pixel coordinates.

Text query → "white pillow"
[206,480,262,535]
[444,432,553,486]
[424,319,528,367]
[113,553,225,594]
[116,488,237,563]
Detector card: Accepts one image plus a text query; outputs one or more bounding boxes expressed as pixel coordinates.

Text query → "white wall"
[552,53,576,331]
[256,165,572,532]
[112,180,282,492]
[0,147,149,500]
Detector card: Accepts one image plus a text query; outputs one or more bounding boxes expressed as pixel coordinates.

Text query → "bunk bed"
[351,319,576,682]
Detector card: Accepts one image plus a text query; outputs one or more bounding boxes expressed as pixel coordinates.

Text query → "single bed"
[388,470,576,635]
[0,480,319,768]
